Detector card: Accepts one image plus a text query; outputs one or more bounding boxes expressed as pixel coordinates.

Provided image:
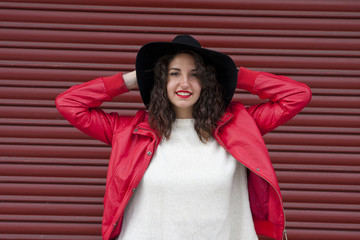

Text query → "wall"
[0,0,359,239]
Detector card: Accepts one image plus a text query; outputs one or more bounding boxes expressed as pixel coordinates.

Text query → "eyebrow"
[169,68,198,71]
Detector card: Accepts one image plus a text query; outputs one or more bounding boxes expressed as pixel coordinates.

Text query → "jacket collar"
[217,111,233,128]
[136,117,161,140]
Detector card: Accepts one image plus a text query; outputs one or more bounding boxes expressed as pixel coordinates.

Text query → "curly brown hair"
[148,50,226,142]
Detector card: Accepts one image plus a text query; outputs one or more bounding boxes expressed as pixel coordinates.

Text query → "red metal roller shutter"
[0,0,359,239]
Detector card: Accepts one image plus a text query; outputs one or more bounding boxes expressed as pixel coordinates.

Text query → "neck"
[174,107,193,119]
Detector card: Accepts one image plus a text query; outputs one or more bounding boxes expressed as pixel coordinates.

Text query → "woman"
[56,35,312,240]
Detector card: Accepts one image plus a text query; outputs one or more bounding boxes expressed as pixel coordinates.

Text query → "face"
[167,53,202,119]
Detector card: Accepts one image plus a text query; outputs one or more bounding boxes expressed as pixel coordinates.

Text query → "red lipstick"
[176,90,192,98]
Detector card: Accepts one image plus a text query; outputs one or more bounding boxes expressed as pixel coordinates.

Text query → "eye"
[169,72,180,76]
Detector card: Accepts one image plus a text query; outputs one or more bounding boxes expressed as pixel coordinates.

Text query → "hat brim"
[136,41,237,107]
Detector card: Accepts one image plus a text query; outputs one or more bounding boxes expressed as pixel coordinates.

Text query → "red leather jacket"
[56,67,311,240]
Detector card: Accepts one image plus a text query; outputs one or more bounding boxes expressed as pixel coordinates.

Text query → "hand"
[123,70,138,90]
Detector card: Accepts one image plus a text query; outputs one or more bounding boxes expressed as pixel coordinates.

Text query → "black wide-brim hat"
[136,35,238,107]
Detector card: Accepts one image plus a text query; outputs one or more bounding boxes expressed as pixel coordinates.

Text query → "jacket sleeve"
[55,73,130,145]
[237,67,312,135]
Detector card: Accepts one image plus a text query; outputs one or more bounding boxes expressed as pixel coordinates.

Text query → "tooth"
[177,92,190,96]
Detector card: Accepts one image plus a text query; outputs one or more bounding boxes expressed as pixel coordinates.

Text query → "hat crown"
[172,35,201,48]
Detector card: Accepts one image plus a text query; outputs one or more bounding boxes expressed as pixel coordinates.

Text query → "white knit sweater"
[117,119,258,240]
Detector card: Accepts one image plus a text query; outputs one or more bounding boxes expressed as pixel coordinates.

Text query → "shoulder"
[226,102,247,115]
[218,102,264,144]
[224,102,259,128]
[114,110,150,132]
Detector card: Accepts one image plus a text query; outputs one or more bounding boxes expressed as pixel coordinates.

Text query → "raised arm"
[237,67,312,135]
[55,71,137,144]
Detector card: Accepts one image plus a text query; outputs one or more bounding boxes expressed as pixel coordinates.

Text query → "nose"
[180,75,190,87]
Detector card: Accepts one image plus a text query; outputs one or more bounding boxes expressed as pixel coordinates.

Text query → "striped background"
[0,1,359,239]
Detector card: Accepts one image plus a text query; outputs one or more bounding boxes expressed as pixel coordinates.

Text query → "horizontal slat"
[287,114,360,128]
[287,222,360,231]
[0,48,134,63]
[0,79,83,88]
[306,95,360,108]
[280,228,359,240]
[300,107,360,115]
[0,106,137,119]
[0,157,108,165]
[0,60,126,71]
[0,164,106,178]
[293,76,360,89]
[0,100,145,110]
[0,89,140,104]
[1,1,360,18]
[284,202,360,211]
[0,176,105,185]
[275,126,360,134]
[0,118,68,126]
[7,0,360,12]
[0,183,104,197]
[277,171,360,185]
[310,88,360,96]
[2,21,360,38]
[0,195,103,204]
[0,215,101,223]
[2,41,360,58]
[265,132,360,146]
[267,145,360,154]
[283,190,360,204]
[0,234,100,240]
[1,57,359,72]
[0,145,111,158]
[0,126,86,141]
[0,48,360,70]
[286,209,360,223]
[280,183,360,192]
[232,56,360,70]
[0,40,135,52]
[0,202,102,215]
[0,222,100,235]
[2,29,360,51]
[2,9,359,32]
[0,67,117,82]
[275,164,360,172]
[0,137,106,147]
[0,125,89,139]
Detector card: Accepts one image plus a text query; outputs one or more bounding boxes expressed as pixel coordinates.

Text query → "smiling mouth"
[176,90,192,98]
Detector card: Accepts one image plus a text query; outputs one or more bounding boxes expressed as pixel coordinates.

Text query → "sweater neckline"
[173,118,194,127]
